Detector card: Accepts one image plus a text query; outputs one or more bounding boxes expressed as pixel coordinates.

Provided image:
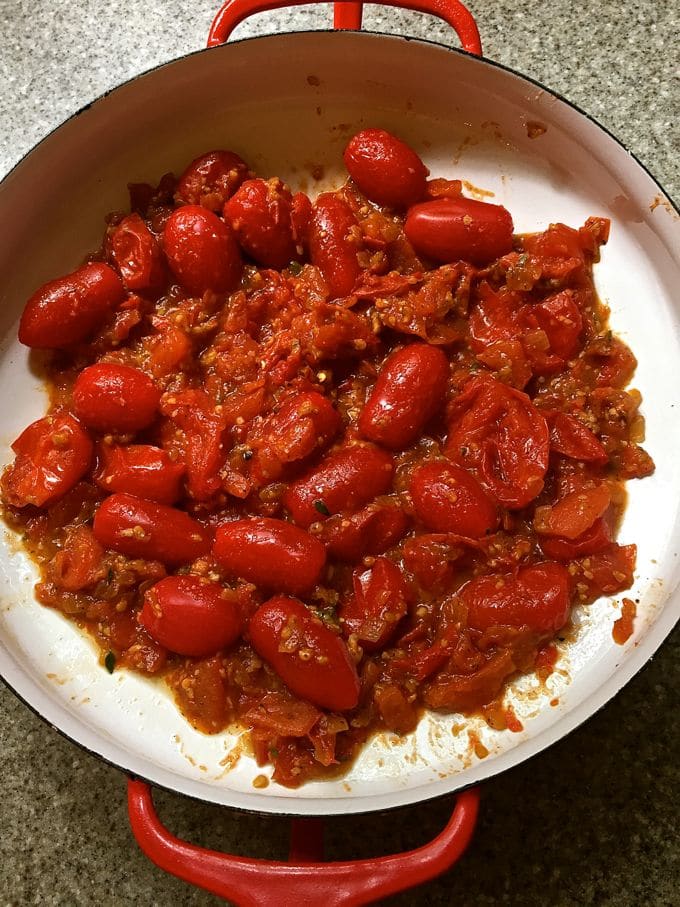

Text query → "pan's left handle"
[127,779,480,906]
[207,0,482,55]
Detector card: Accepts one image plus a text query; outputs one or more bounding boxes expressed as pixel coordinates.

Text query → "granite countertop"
[1,1,678,904]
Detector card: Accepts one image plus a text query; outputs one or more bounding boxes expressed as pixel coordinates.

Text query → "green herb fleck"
[288,260,303,276]
[460,446,470,458]
[104,651,116,674]
[269,747,280,759]
[314,499,330,516]
[106,567,114,583]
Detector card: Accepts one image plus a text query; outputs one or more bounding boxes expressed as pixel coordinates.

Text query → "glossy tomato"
[343,128,428,209]
[283,444,394,528]
[445,374,550,509]
[163,206,242,295]
[110,213,164,291]
[73,363,161,433]
[213,517,326,595]
[224,178,298,269]
[249,595,360,711]
[175,149,250,211]
[405,197,514,265]
[140,575,243,656]
[309,194,361,298]
[358,343,449,449]
[19,262,124,349]
[410,461,498,538]
[462,561,571,633]
[339,557,409,651]
[93,444,185,504]
[1,413,93,508]
[93,493,211,564]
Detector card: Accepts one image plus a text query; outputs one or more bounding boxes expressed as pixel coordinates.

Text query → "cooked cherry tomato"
[93,492,210,564]
[213,517,326,595]
[548,412,608,464]
[139,575,243,656]
[343,128,428,209]
[175,149,250,211]
[340,557,408,651]
[463,562,571,633]
[445,374,549,509]
[309,194,361,298]
[249,391,342,483]
[534,484,611,539]
[402,533,465,591]
[93,444,185,504]
[1,413,93,508]
[163,206,242,295]
[290,191,312,251]
[410,461,498,538]
[224,178,298,269]
[319,502,408,562]
[358,343,449,449]
[19,262,124,349]
[283,444,394,528]
[571,543,636,598]
[533,290,583,360]
[49,525,105,591]
[540,516,612,560]
[110,213,165,292]
[249,595,360,710]
[160,389,227,501]
[405,197,514,265]
[73,363,161,433]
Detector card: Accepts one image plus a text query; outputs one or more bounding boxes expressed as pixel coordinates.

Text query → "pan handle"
[127,779,480,906]
[207,0,482,55]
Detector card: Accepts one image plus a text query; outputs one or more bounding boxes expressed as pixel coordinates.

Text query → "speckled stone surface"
[0,1,678,905]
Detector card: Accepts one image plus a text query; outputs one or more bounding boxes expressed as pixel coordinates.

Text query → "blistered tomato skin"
[175,149,250,211]
[283,444,395,528]
[309,194,361,298]
[110,214,165,291]
[340,557,409,651]
[405,197,514,265]
[213,518,326,595]
[343,128,429,209]
[19,262,124,349]
[358,344,449,449]
[224,178,298,269]
[163,206,242,295]
[249,595,360,711]
[410,462,498,538]
[140,575,242,656]
[445,374,550,510]
[1,414,93,508]
[93,493,211,565]
[463,562,571,633]
[93,444,185,504]
[73,363,161,433]
[250,391,342,482]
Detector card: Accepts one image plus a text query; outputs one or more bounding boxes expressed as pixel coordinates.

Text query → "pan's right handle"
[207,0,482,55]
[128,779,480,906]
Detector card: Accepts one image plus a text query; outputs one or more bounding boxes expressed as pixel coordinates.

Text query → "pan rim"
[1,29,678,817]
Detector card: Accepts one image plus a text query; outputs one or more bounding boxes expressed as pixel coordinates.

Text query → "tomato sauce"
[1,130,654,787]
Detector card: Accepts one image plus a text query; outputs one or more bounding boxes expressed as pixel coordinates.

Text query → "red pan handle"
[208,0,482,55]
[128,779,480,906]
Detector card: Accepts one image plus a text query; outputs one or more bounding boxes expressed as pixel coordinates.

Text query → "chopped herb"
[242,448,253,461]
[104,651,116,674]
[269,747,280,759]
[460,446,470,457]
[106,567,114,583]
[314,499,330,516]
[288,260,303,276]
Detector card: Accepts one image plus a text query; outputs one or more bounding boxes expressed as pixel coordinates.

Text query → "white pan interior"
[1,32,679,816]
